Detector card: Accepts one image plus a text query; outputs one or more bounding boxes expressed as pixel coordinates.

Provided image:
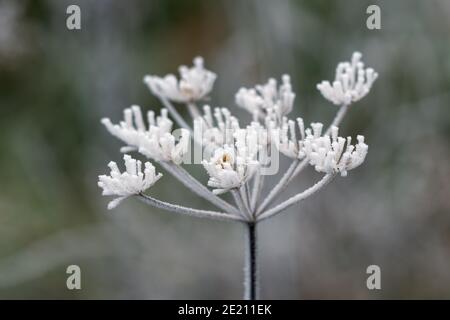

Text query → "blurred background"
[0,0,449,299]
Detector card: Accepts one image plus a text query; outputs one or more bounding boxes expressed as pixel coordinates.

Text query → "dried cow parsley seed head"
[317,52,378,106]
[98,52,377,299]
[101,106,190,164]
[193,105,241,151]
[202,128,260,195]
[235,74,295,122]
[270,117,306,159]
[303,126,368,176]
[98,155,162,209]
[144,57,217,103]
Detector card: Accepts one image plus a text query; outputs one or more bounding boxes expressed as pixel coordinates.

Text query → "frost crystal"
[98,155,162,209]
[235,75,295,122]
[303,126,368,176]
[317,52,378,106]
[193,105,240,150]
[202,129,260,195]
[101,105,190,164]
[270,117,306,159]
[144,57,216,103]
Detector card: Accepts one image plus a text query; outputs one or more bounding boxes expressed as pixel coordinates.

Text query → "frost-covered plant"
[98,53,377,299]
[98,155,162,210]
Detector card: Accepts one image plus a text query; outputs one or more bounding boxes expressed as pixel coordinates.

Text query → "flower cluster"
[99,52,376,211]
[101,106,190,164]
[98,155,162,209]
[144,57,216,103]
[317,52,378,106]
[98,52,378,301]
[202,129,260,195]
[193,105,240,151]
[302,126,368,176]
[235,75,295,122]
[270,117,306,159]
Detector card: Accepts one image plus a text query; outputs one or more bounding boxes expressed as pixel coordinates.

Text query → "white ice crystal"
[317,52,378,106]
[98,155,162,209]
[303,125,368,176]
[101,105,190,164]
[143,57,216,103]
[235,74,295,122]
[202,129,260,195]
[194,105,270,163]
[270,117,306,159]
[193,105,240,150]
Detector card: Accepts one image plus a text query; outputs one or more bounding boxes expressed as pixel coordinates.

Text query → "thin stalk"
[244,222,258,300]
[187,102,201,119]
[159,96,192,131]
[251,170,264,211]
[257,173,336,221]
[325,104,349,134]
[137,193,243,222]
[256,159,300,215]
[287,158,309,184]
[174,163,240,215]
[231,190,252,221]
[160,161,239,215]
[245,184,252,209]
[240,185,252,217]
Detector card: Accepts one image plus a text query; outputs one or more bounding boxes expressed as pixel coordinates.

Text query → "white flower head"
[270,117,306,159]
[98,155,162,209]
[193,105,240,151]
[101,106,190,164]
[235,74,295,122]
[317,52,378,106]
[303,125,368,176]
[202,129,260,195]
[245,121,269,150]
[143,57,217,103]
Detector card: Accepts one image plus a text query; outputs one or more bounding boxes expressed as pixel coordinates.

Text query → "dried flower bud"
[144,57,216,103]
[303,126,368,176]
[317,52,378,106]
[98,155,162,209]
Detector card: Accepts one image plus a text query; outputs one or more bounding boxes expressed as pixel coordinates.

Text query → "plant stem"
[257,173,336,221]
[159,96,192,131]
[244,222,258,300]
[325,104,349,134]
[187,102,201,119]
[250,170,263,211]
[137,193,243,222]
[256,159,300,215]
[231,190,252,221]
[160,161,239,215]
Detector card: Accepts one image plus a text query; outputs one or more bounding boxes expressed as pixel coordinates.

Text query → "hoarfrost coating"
[98,52,377,300]
[98,155,162,209]
[303,126,368,176]
[101,106,190,164]
[316,52,378,106]
[99,52,376,214]
[144,57,217,103]
[235,74,295,122]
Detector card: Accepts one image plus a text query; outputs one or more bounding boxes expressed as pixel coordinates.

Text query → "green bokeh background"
[0,0,449,299]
